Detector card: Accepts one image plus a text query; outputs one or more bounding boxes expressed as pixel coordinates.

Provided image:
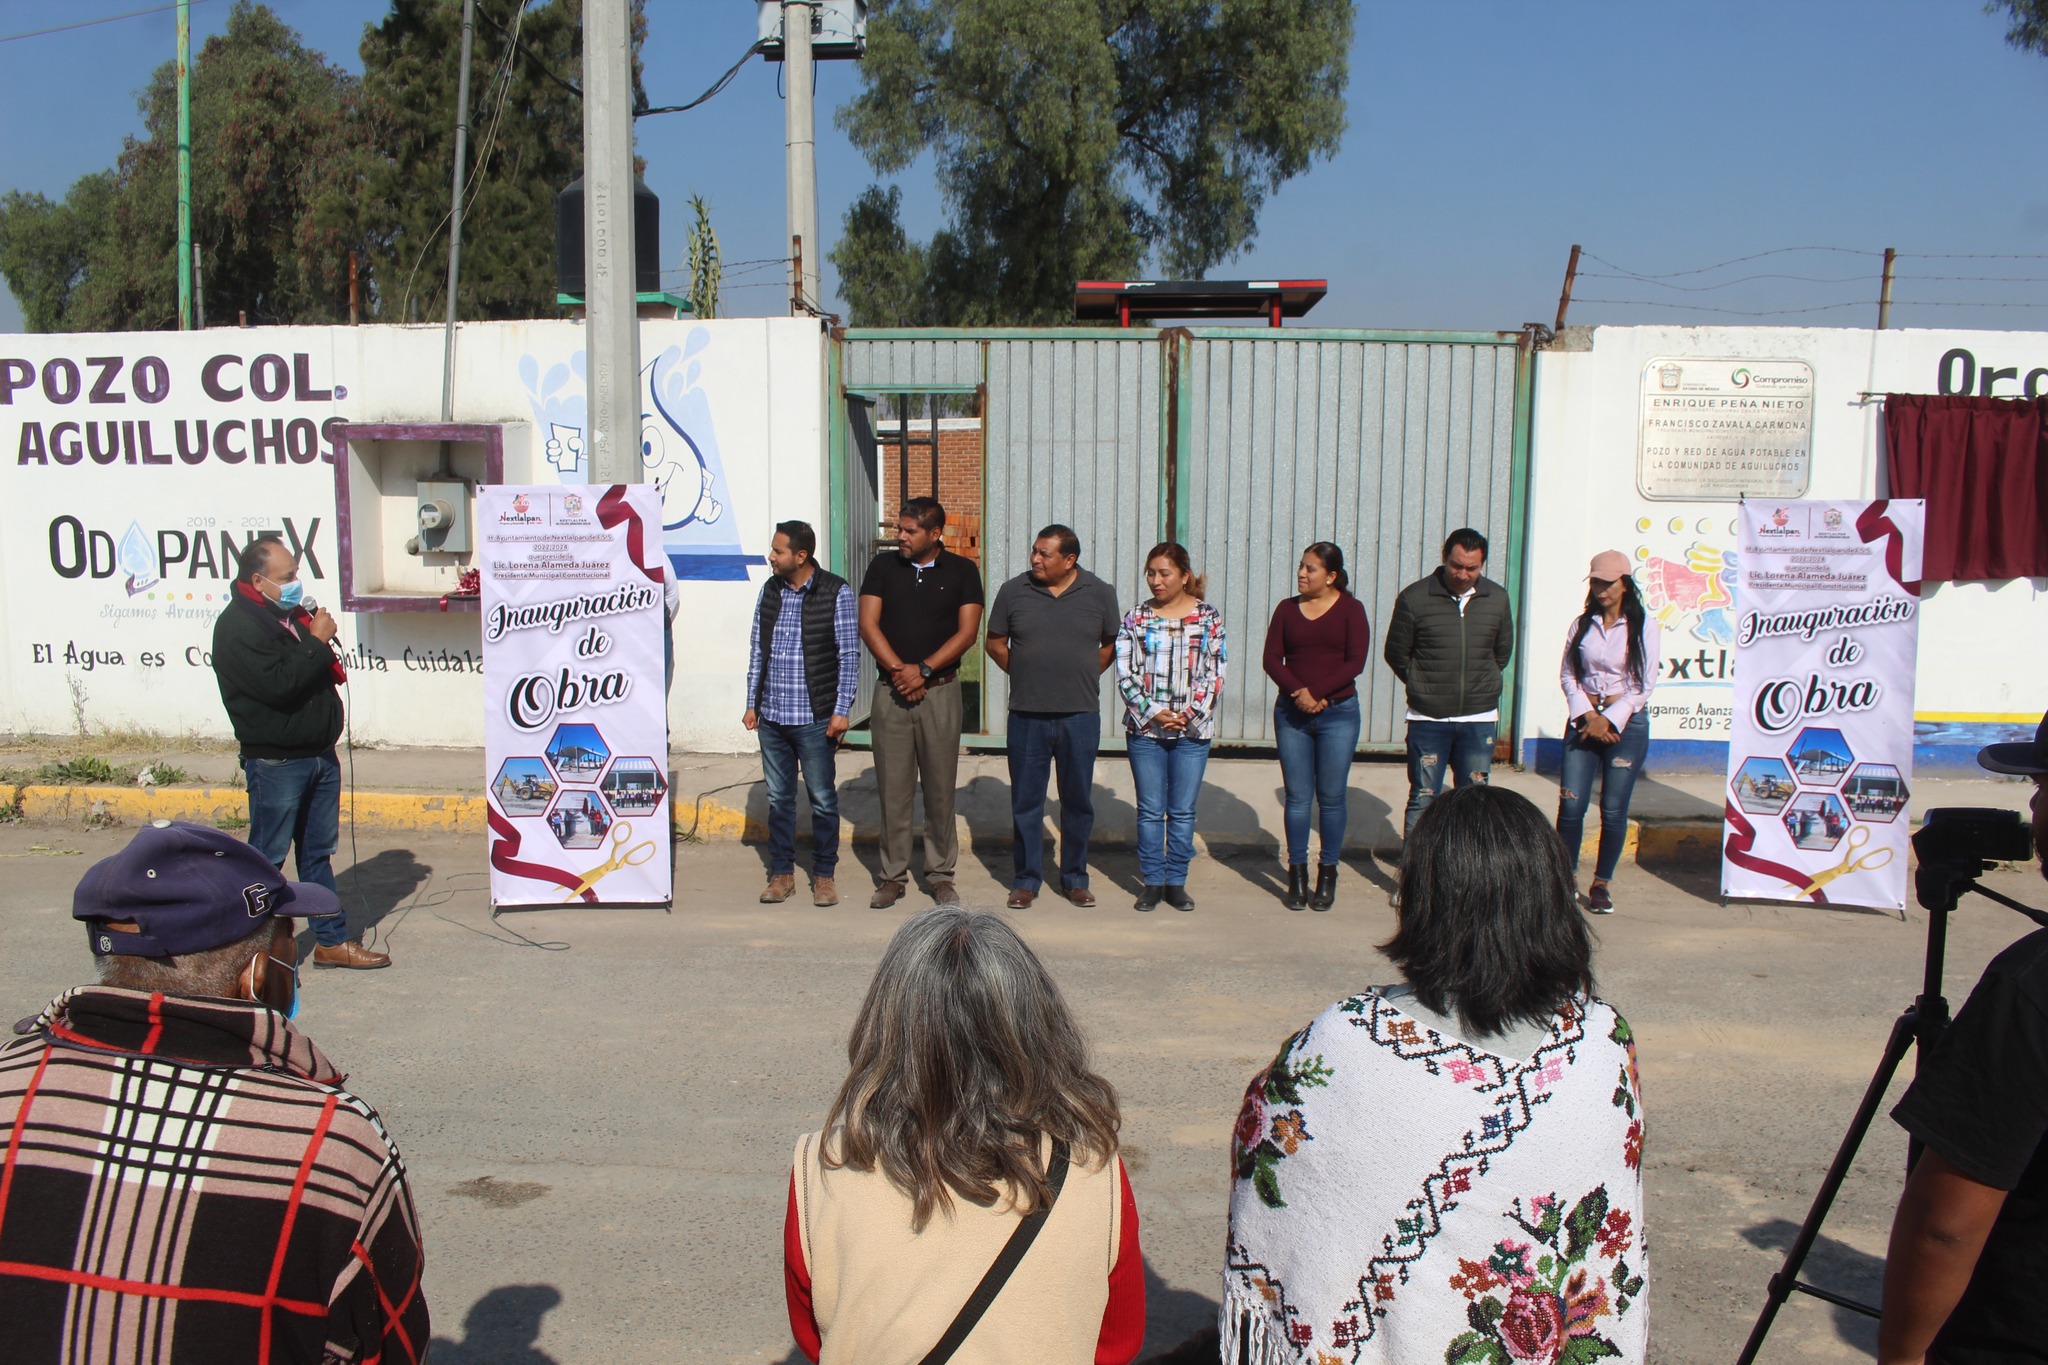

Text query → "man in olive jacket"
[1383,528,1516,839]
[210,536,389,968]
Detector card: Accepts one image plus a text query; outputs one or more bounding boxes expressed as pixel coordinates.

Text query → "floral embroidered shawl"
[1223,988,1647,1364]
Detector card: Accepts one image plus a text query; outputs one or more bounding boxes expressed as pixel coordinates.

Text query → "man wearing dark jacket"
[1383,528,1516,839]
[211,536,388,968]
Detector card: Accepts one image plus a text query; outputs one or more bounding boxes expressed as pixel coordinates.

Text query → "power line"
[0,0,215,44]
[471,1,580,98]
[637,40,767,116]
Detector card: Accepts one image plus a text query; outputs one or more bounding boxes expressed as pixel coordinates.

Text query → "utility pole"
[583,0,643,483]
[176,0,192,330]
[1877,247,1897,330]
[440,0,477,422]
[783,0,820,315]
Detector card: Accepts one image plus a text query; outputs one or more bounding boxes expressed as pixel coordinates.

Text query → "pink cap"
[1587,549,1630,581]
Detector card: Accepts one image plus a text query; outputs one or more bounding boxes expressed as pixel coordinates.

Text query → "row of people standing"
[742,500,1660,914]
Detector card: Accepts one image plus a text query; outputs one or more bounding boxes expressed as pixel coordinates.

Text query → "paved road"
[2,821,2042,1363]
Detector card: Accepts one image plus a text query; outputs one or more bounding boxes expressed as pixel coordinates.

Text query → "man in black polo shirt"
[857,498,985,909]
[985,524,1122,909]
[1879,708,2048,1365]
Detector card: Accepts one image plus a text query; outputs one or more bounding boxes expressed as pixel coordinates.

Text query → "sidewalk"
[0,736,2028,871]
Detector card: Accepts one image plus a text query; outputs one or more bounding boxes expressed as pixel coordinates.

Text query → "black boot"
[1284,864,1310,911]
[1163,884,1195,912]
[1134,885,1164,912]
[1310,864,1338,911]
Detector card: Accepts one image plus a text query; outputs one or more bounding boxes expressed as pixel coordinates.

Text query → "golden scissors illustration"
[561,821,658,900]
[1790,825,1893,900]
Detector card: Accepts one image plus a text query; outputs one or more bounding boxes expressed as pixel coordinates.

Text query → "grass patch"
[136,762,193,786]
[214,814,249,831]
[36,756,117,785]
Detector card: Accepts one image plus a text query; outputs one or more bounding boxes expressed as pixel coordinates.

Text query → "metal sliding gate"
[833,327,1531,751]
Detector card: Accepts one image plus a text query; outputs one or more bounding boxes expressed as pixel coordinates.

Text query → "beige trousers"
[869,679,963,886]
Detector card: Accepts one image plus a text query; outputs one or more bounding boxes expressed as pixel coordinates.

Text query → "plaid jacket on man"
[0,987,429,1364]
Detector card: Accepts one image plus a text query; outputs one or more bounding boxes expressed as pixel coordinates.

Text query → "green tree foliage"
[353,0,645,322]
[1994,0,2048,53]
[0,3,359,330]
[830,0,1353,326]
[0,174,115,332]
[0,0,647,331]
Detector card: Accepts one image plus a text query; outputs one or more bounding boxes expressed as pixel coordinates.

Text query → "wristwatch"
[918,662,934,681]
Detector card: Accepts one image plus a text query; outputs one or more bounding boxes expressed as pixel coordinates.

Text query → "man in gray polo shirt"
[986,524,1123,909]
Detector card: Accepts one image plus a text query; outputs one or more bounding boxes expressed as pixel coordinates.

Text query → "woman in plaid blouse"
[1115,543,1228,912]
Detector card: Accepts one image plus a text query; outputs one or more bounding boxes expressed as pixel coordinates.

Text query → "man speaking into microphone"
[210,536,390,969]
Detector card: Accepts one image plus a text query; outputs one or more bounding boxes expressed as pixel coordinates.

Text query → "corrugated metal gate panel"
[843,338,984,390]
[1182,335,1521,749]
[842,397,883,725]
[981,337,1163,737]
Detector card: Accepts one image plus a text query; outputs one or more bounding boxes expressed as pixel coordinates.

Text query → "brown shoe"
[812,876,839,907]
[1006,886,1036,909]
[1062,885,1097,908]
[869,880,907,909]
[760,874,796,904]
[311,940,390,970]
[930,879,961,906]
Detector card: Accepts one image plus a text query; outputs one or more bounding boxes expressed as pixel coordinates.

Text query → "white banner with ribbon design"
[481,484,672,906]
[1722,498,1924,911]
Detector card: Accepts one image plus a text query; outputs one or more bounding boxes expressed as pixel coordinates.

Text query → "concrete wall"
[1522,324,2047,773]
[0,317,827,753]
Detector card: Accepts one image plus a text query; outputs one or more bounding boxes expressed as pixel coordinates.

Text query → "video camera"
[1914,807,2036,912]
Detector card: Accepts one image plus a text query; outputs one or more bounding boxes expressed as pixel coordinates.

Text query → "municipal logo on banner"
[480,484,672,907]
[1722,499,1924,910]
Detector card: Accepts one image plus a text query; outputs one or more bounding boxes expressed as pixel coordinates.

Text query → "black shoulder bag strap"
[917,1139,1072,1365]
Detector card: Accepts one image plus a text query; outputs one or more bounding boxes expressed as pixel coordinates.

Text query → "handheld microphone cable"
[300,595,376,949]
[314,600,566,954]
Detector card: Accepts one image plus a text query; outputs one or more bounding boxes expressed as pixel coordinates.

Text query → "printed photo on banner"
[1721,499,1925,911]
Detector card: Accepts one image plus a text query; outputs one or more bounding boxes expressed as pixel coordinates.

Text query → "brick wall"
[878,417,983,564]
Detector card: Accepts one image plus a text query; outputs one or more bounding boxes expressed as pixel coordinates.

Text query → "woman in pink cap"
[1556,550,1660,913]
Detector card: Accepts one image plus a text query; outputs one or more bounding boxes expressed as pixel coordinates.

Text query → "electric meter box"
[335,422,527,612]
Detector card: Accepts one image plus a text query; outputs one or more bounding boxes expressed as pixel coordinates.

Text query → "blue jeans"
[1403,719,1496,837]
[759,719,839,877]
[1008,711,1100,892]
[1127,734,1211,886]
[1273,695,1360,866]
[1556,710,1650,881]
[243,750,347,947]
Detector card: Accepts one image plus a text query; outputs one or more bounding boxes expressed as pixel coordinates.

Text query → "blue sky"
[3,0,2046,333]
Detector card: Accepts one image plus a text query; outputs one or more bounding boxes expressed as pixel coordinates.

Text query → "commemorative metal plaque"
[1637,357,1814,501]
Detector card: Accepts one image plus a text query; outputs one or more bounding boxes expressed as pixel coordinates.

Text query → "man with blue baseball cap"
[0,821,428,1362]
[1880,711,2048,1365]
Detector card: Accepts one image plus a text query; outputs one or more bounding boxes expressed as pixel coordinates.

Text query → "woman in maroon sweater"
[1263,542,1371,910]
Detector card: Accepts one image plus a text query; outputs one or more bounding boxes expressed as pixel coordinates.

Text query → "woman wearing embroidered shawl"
[1224,785,1647,1363]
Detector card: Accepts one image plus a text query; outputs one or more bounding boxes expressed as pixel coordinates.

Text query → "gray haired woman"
[784,908,1146,1364]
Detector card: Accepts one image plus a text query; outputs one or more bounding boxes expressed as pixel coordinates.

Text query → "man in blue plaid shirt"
[743,521,860,906]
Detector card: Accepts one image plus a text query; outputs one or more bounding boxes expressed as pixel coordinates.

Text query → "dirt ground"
[1,820,2042,1363]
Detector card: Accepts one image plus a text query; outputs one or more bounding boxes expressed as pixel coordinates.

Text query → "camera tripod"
[1736,857,2048,1363]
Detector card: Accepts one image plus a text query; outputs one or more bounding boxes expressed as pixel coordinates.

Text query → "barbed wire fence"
[1555,245,2048,329]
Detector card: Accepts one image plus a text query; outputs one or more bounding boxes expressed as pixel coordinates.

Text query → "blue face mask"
[274,579,304,610]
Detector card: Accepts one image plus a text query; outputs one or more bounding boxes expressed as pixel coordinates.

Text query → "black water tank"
[554,177,661,298]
